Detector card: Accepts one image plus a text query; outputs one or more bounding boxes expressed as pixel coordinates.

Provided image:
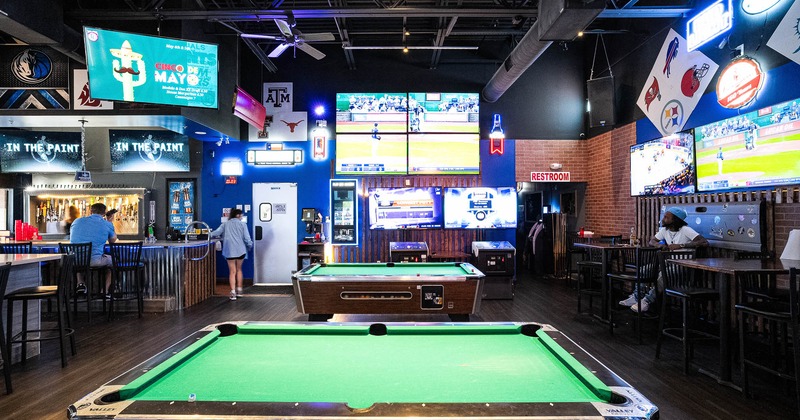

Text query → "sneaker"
[236,287,244,297]
[631,299,650,313]
[75,283,87,295]
[619,294,638,307]
[229,290,237,301]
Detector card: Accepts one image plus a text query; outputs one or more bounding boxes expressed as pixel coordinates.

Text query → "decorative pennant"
[636,28,719,136]
[766,0,800,65]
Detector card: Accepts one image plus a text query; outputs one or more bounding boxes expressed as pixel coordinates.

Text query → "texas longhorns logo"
[281,119,304,133]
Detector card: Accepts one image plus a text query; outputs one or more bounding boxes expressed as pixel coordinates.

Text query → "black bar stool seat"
[0,263,13,394]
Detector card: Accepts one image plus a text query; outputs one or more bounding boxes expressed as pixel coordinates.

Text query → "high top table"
[572,242,632,321]
[667,257,800,390]
[1,253,64,363]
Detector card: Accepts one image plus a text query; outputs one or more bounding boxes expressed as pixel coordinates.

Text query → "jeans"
[629,272,663,304]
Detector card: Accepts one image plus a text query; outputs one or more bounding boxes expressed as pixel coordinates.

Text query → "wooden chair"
[654,250,718,374]
[576,246,603,316]
[0,263,13,394]
[0,243,32,254]
[58,243,95,322]
[108,242,145,319]
[607,247,660,343]
[5,255,76,368]
[734,250,787,303]
[736,267,799,416]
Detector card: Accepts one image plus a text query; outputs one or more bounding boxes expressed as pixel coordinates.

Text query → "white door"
[252,183,297,285]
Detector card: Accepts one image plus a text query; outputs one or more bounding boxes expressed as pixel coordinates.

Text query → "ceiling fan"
[241,18,335,60]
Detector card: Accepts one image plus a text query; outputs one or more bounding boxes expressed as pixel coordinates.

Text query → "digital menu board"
[0,130,83,173]
[84,27,218,108]
[109,129,190,172]
[167,180,195,232]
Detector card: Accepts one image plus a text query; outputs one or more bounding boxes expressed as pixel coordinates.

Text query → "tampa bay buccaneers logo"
[644,77,661,111]
[680,63,710,97]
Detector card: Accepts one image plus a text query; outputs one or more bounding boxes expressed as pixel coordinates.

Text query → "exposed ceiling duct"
[482,0,605,103]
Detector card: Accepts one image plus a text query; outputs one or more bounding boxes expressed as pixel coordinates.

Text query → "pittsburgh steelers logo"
[660,100,684,134]
[12,48,52,84]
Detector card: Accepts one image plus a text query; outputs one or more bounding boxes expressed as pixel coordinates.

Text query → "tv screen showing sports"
[0,130,82,173]
[408,133,480,174]
[83,26,218,109]
[335,133,408,175]
[443,187,517,229]
[630,131,695,196]
[408,92,479,133]
[335,93,407,133]
[109,129,190,172]
[695,98,800,191]
[368,187,443,229]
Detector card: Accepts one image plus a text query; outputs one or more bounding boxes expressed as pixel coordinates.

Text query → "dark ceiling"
[48,0,694,71]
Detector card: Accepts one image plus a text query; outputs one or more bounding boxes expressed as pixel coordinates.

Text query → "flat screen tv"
[335,133,408,175]
[443,187,517,229]
[630,130,695,196]
[408,133,480,174]
[83,26,218,109]
[695,98,800,191]
[407,92,479,133]
[335,93,407,133]
[109,129,190,172]
[0,130,83,173]
[368,187,444,229]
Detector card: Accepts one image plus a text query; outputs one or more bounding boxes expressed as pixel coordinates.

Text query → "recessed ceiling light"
[195,131,207,135]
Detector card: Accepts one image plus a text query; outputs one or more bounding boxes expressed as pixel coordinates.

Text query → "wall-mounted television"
[408,133,480,174]
[83,26,218,109]
[695,98,800,191]
[443,187,517,229]
[109,129,190,172]
[0,130,83,173]
[368,187,443,229]
[335,133,408,175]
[407,92,479,133]
[335,93,408,133]
[630,130,695,196]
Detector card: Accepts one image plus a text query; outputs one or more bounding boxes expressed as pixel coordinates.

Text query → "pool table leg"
[308,314,333,322]
[448,314,470,322]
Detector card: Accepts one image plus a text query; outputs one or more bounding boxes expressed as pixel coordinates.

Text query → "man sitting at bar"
[619,207,709,312]
[71,203,118,296]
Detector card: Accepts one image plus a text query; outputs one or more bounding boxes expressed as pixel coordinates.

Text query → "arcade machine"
[471,241,516,299]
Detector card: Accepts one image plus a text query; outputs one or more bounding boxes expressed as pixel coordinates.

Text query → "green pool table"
[292,262,485,321]
[68,322,658,419]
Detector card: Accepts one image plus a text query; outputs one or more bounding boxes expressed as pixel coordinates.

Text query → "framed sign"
[330,179,358,245]
[166,179,196,232]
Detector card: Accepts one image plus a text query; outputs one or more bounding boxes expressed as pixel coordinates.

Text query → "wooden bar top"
[669,257,800,275]
[0,253,63,266]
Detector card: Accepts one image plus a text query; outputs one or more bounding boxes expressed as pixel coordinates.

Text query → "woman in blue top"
[210,208,253,300]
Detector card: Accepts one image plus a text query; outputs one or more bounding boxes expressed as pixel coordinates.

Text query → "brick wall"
[774,202,800,259]
[515,122,638,237]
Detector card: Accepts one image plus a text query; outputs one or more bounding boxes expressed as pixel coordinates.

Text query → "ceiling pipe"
[481,20,551,103]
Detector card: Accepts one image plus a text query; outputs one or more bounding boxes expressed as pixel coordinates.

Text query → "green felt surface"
[304,262,475,277]
[122,324,610,408]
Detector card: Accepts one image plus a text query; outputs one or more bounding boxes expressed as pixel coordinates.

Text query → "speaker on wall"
[587,76,615,128]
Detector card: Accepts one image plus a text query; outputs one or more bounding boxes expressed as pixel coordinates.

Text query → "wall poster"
[167,179,196,233]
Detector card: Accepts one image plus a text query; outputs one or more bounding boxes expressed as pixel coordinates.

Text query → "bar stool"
[737,268,799,415]
[0,243,32,254]
[5,255,76,368]
[654,250,718,374]
[576,247,603,315]
[607,246,660,343]
[108,242,144,320]
[58,243,95,322]
[565,232,586,285]
[0,263,13,394]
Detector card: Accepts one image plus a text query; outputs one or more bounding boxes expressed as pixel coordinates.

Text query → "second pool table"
[292,262,485,321]
[68,322,658,419]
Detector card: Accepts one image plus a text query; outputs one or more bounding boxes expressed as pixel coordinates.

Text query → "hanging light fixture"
[489,114,505,155]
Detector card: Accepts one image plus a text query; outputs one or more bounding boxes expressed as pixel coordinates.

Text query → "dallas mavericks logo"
[31,135,57,164]
[12,49,53,84]
[139,134,163,162]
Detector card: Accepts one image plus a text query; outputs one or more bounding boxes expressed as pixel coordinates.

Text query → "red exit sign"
[225,176,238,185]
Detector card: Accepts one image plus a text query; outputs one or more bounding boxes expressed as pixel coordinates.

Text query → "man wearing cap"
[620,207,709,312]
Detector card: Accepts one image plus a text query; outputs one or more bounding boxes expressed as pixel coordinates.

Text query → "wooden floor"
[0,270,796,419]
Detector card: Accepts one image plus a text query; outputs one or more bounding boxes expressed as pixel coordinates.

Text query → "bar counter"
[5,240,217,312]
